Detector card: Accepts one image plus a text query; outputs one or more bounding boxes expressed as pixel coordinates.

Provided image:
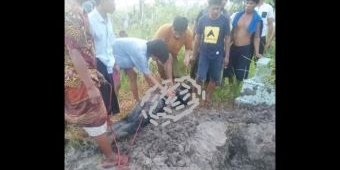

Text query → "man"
[112,38,174,103]
[223,0,263,90]
[65,0,127,168]
[153,16,193,79]
[255,0,275,56]
[192,0,231,106]
[88,0,120,125]
[193,0,230,39]
[191,0,230,81]
[82,0,96,13]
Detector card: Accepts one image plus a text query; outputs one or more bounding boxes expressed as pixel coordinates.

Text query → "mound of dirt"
[65,105,275,170]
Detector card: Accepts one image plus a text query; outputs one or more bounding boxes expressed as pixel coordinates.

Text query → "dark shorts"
[96,59,120,115]
[223,44,253,81]
[197,54,224,84]
[190,52,210,82]
[259,36,266,55]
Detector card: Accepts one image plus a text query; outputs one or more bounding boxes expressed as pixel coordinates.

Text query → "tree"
[139,0,144,23]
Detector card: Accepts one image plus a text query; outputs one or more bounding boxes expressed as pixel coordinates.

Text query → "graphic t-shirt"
[196,15,230,59]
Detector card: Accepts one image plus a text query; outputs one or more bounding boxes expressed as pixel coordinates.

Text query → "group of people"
[65,0,275,168]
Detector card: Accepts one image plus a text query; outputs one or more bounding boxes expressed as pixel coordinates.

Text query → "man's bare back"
[232,13,254,46]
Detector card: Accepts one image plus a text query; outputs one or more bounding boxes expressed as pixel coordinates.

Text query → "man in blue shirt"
[113,38,174,103]
[192,0,231,106]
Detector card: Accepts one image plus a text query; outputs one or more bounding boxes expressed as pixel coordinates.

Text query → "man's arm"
[192,33,201,62]
[254,22,263,58]
[183,30,193,66]
[224,34,231,67]
[224,17,231,67]
[68,48,101,102]
[265,17,275,50]
[144,73,162,88]
[163,54,173,85]
[184,50,193,67]
[265,5,275,50]
[143,73,175,97]
[69,48,96,89]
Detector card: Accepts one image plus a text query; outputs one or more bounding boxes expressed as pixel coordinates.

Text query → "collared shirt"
[88,8,116,74]
[112,38,151,74]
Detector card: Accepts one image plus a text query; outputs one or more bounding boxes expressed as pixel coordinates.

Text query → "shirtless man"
[224,0,262,86]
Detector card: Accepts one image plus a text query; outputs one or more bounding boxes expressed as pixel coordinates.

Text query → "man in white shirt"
[88,0,120,121]
[255,0,275,55]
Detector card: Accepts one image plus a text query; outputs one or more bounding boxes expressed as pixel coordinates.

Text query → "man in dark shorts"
[191,0,230,83]
[192,0,231,106]
[223,0,263,93]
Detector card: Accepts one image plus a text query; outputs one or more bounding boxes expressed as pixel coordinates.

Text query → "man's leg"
[94,133,115,160]
[108,73,120,116]
[233,45,252,99]
[206,81,216,103]
[112,69,121,97]
[126,68,139,102]
[83,123,128,168]
[259,36,266,55]
[96,59,111,114]
[205,56,223,107]
[196,54,209,106]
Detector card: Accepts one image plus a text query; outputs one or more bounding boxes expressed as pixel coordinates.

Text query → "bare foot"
[101,155,129,168]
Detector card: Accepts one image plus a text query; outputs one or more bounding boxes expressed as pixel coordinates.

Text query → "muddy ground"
[65,105,275,170]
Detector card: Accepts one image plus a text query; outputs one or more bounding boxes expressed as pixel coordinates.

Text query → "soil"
[65,105,275,170]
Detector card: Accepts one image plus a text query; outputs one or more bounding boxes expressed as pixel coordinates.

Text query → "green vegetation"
[112,0,276,105]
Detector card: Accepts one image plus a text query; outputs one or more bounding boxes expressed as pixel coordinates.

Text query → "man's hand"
[255,53,263,58]
[113,64,120,72]
[87,86,101,104]
[265,43,271,51]
[96,71,108,85]
[184,57,190,67]
[166,88,175,98]
[189,56,196,65]
[224,57,229,68]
